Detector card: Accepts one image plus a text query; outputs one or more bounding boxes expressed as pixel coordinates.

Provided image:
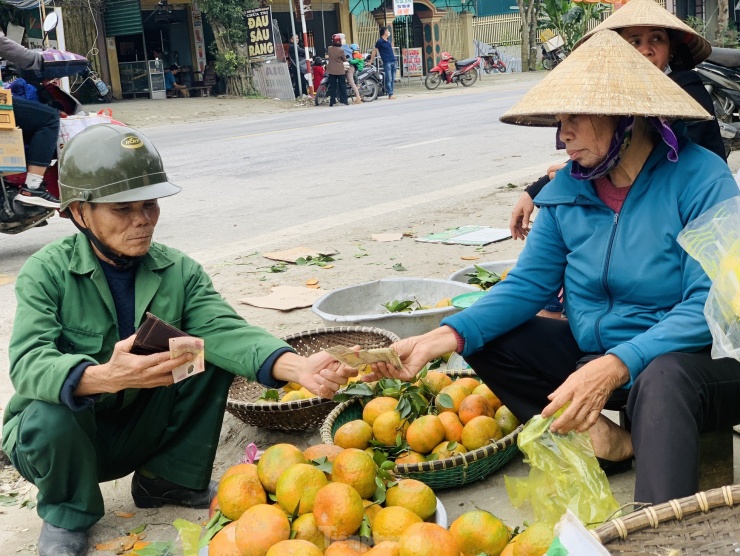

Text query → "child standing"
[312,56,325,94]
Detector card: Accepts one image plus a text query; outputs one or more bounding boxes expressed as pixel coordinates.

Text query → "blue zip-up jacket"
[442,138,739,386]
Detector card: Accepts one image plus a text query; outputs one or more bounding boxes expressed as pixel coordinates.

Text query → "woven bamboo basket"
[226,326,400,432]
[320,369,522,489]
[593,484,740,554]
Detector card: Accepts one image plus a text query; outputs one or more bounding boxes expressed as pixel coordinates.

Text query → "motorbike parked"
[694,47,740,123]
[0,13,112,235]
[474,39,507,74]
[424,53,481,89]
[541,34,567,70]
[314,58,382,105]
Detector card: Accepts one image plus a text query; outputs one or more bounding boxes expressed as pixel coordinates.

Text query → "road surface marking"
[226,122,340,140]
[396,138,451,149]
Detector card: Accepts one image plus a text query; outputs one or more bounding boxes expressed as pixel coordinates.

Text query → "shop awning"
[104,0,144,36]
[2,0,51,9]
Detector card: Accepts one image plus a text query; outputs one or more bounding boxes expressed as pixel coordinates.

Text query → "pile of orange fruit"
[333,372,520,463]
[207,440,552,556]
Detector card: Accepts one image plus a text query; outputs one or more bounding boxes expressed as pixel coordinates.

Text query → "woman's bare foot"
[589,415,633,462]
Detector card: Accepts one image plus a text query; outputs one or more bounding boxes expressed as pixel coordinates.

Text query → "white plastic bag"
[57,112,113,153]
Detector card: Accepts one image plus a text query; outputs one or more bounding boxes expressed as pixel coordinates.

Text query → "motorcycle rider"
[0,30,61,208]
[510,0,725,240]
[2,124,355,556]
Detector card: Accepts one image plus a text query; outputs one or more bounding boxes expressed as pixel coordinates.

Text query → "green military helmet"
[58,124,180,212]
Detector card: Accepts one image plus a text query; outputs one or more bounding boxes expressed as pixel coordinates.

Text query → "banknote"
[325,346,403,369]
[170,336,205,383]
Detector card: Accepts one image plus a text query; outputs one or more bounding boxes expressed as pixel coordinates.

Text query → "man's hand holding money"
[271,351,358,399]
[74,334,195,396]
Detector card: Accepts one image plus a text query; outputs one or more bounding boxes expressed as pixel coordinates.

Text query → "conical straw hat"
[500,30,711,127]
[574,0,711,65]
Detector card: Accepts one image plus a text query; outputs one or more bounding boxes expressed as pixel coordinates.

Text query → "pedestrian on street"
[361,30,740,507]
[312,56,325,93]
[327,34,349,106]
[1,125,356,556]
[288,33,308,98]
[369,26,397,99]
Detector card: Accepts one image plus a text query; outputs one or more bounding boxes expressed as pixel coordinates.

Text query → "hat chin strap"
[69,208,142,270]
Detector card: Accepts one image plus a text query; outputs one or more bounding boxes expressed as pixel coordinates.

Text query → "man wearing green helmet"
[1,124,355,556]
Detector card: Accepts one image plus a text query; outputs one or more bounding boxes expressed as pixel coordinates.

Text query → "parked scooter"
[0,13,111,234]
[424,53,481,89]
[474,39,507,74]
[314,58,382,105]
[541,34,567,70]
[694,47,740,123]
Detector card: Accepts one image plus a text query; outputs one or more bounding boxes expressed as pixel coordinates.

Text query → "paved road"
[0,83,557,274]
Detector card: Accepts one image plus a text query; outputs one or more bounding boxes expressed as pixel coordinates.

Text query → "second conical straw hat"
[574,0,711,65]
[500,29,711,127]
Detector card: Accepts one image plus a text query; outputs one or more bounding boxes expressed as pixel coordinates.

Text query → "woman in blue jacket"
[365,30,740,505]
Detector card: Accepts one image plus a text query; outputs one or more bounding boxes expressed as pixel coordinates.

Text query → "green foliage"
[198,0,255,44]
[714,21,740,48]
[684,15,707,37]
[538,0,609,52]
[465,265,502,290]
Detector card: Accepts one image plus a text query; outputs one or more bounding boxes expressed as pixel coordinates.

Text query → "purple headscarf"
[556,115,680,181]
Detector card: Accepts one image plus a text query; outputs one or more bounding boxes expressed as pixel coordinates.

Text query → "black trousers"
[466,317,740,504]
[328,74,348,106]
[13,97,60,167]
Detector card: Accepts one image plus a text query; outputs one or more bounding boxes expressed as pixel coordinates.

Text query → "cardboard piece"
[0,129,26,173]
[372,233,404,243]
[240,286,327,311]
[262,246,338,263]
[0,274,15,286]
[415,226,511,246]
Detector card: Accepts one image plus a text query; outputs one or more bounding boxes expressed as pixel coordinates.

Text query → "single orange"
[472,384,502,412]
[395,451,427,465]
[234,504,291,556]
[291,513,330,552]
[452,377,481,394]
[208,522,240,556]
[275,463,328,515]
[449,510,510,556]
[266,539,324,556]
[372,411,410,446]
[434,385,468,414]
[437,412,464,443]
[397,522,459,556]
[217,473,267,521]
[460,416,503,450]
[335,420,374,450]
[303,443,345,462]
[331,448,378,499]
[494,406,521,437]
[406,415,446,455]
[367,541,400,556]
[363,499,382,526]
[419,371,453,395]
[457,394,494,425]
[372,506,422,544]
[513,523,554,556]
[430,440,466,460]
[385,479,437,521]
[312,482,365,540]
[256,443,307,493]
[325,539,371,555]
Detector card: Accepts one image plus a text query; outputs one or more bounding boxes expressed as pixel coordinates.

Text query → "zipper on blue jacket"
[594,212,620,351]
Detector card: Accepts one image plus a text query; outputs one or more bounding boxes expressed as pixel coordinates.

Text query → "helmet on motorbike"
[332,34,342,46]
[350,43,360,52]
[58,124,180,213]
[441,52,453,61]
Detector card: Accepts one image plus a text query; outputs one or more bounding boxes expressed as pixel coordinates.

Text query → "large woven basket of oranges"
[320,368,522,489]
[226,326,400,432]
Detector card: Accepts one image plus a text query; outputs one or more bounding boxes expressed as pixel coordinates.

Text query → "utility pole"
[298,0,313,94]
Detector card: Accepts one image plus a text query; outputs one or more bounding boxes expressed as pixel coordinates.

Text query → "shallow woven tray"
[593,484,740,554]
[320,369,522,489]
[226,326,400,432]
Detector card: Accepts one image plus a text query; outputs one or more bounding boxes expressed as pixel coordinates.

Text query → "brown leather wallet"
[131,312,190,355]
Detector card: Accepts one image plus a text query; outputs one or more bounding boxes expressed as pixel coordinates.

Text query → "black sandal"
[596,456,633,476]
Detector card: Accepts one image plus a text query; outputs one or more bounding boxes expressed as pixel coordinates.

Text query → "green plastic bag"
[678,196,740,363]
[505,412,620,528]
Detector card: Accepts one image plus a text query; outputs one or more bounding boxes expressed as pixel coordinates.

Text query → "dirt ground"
[1,73,738,554]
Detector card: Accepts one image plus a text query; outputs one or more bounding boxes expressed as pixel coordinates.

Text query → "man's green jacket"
[2,234,290,454]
